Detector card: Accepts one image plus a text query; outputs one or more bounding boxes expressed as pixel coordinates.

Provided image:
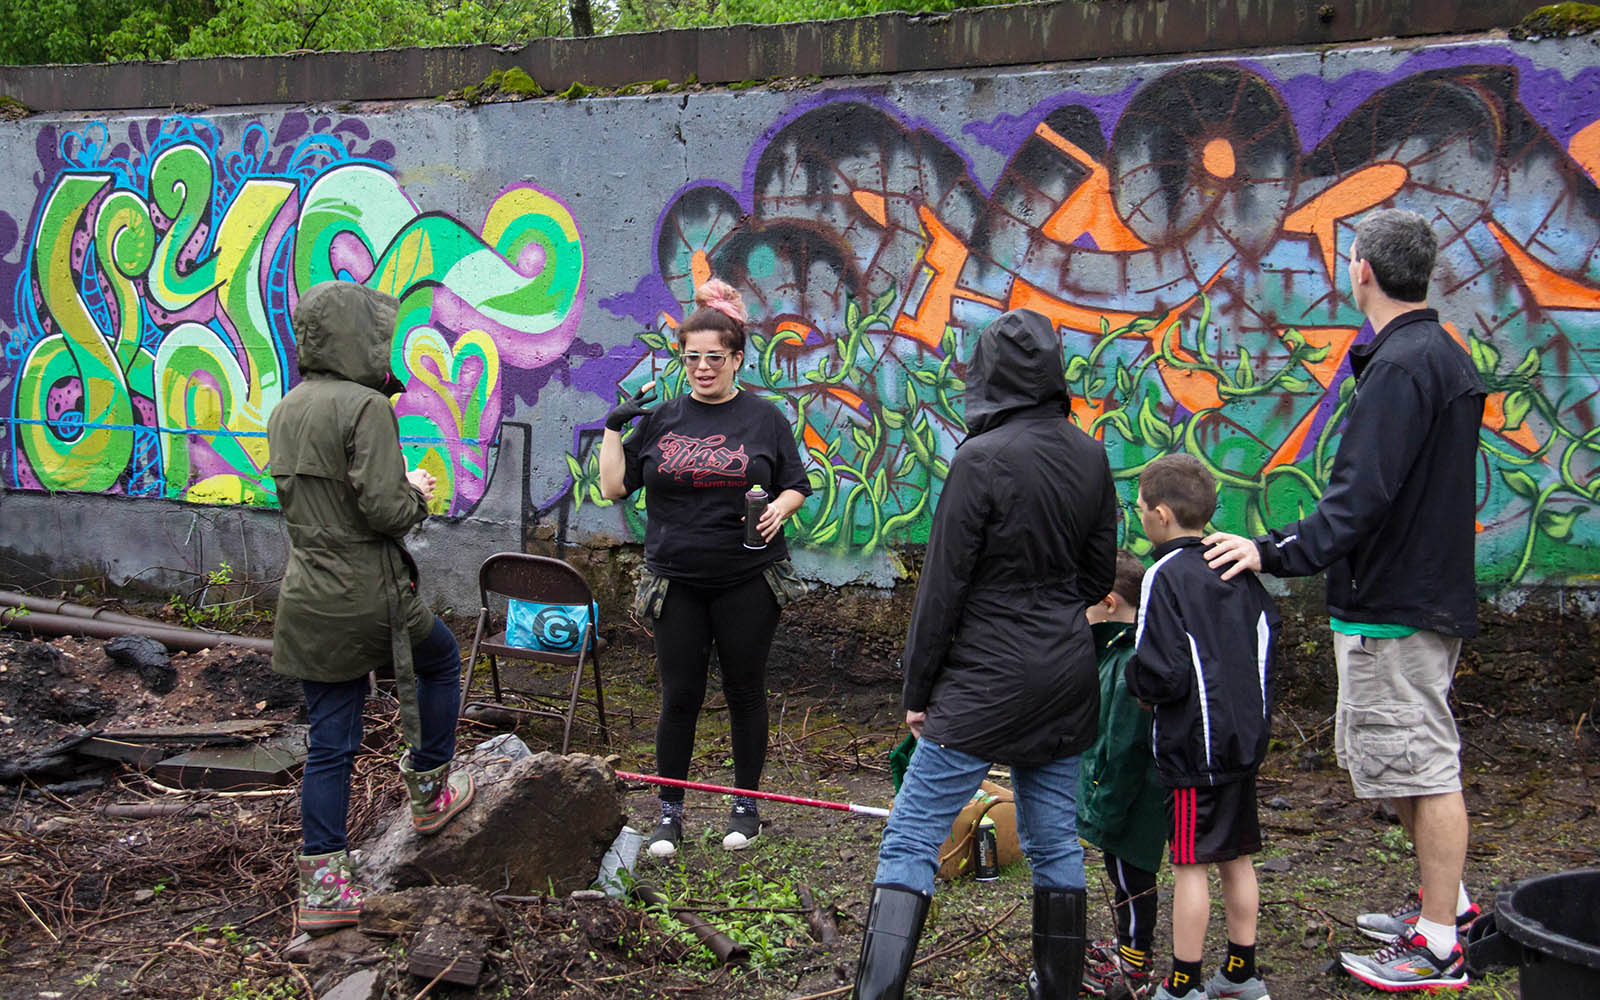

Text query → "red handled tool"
[615,771,891,818]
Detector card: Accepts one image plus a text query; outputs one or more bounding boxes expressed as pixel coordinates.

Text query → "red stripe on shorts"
[1171,788,1189,864]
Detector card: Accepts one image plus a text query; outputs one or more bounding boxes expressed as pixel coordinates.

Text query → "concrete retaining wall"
[1,16,1597,614]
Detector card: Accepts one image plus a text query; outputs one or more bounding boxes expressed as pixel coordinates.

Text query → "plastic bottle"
[744,484,769,549]
[594,825,643,897]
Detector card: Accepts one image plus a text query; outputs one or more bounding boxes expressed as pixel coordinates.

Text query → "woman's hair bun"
[694,277,747,325]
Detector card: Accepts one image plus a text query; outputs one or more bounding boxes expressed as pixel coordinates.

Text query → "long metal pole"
[0,604,272,654]
[615,770,891,818]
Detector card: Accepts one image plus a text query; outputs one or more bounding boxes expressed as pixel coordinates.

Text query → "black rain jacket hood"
[901,308,1119,766]
[963,309,1072,437]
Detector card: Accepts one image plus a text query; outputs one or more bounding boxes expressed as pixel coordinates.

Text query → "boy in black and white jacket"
[1126,454,1280,1000]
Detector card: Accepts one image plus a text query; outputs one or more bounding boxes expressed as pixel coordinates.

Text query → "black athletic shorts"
[1168,772,1261,865]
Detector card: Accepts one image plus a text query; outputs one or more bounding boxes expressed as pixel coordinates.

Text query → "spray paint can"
[974,816,1000,881]
[743,484,769,549]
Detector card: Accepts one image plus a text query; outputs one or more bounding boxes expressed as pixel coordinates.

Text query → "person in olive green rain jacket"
[268,281,474,934]
[1078,550,1167,997]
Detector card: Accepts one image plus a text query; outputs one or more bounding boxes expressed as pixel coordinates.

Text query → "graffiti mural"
[581,58,1600,586]
[1,114,585,515]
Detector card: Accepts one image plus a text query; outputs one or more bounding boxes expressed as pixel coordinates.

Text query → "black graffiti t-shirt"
[622,390,811,585]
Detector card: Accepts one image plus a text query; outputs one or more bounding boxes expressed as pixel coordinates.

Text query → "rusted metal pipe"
[631,882,749,965]
[0,605,272,654]
[0,591,175,629]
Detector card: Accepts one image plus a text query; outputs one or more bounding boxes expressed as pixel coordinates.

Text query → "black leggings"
[1104,851,1159,953]
[653,574,781,804]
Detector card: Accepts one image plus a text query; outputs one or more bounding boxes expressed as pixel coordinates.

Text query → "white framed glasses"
[682,351,733,369]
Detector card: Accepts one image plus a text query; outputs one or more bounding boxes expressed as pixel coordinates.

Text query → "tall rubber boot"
[1027,886,1087,999]
[296,849,363,933]
[398,751,475,836]
[852,883,932,1000]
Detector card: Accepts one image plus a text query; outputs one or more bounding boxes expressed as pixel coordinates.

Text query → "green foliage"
[165,561,259,632]
[637,853,815,969]
[1510,2,1600,39]
[177,0,578,58]
[0,0,216,64]
[0,0,586,64]
[611,0,1002,31]
[204,978,299,1000]
[0,0,1085,65]
[461,66,544,103]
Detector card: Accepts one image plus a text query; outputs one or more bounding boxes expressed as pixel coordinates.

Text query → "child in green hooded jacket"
[1078,549,1166,997]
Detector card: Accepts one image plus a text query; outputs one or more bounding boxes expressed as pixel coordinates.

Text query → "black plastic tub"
[1495,868,1600,999]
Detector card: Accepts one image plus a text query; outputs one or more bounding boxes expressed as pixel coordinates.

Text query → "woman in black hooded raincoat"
[851,308,1118,1000]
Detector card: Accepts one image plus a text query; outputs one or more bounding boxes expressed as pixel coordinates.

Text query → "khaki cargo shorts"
[1332,629,1463,799]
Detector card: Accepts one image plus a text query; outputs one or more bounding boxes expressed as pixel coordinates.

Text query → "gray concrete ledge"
[0,0,1535,112]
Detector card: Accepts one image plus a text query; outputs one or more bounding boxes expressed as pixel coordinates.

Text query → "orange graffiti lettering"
[1034,124,1148,252]
[691,249,712,291]
[822,385,867,413]
[802,420,828,456]
[852,190,888,227]
[1284,326,1359,388]
[1283,162,1409,278]
[1264,406,1319,471]
[1010,274,1228,412]
[1488,220,1600,311]
[1572,119,1600,186]
[893,206,972,349]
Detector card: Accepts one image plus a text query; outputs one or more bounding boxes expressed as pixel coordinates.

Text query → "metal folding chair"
[459,552,608,753]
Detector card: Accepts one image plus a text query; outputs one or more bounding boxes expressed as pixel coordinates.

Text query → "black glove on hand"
[605,384,657,431]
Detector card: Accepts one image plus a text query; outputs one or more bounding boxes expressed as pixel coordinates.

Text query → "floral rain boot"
[296,849,363,933]
[398,751,475,835]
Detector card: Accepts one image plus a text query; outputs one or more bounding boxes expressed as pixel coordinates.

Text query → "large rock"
[360,735,624,895]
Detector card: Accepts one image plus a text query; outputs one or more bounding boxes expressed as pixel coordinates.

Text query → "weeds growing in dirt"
[641,833,815,969]
[165,561,268,633]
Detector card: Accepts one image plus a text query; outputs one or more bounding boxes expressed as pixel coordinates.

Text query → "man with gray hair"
[1203,209,1486,991]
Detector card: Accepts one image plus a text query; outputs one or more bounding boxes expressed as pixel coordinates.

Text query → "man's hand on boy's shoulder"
[1203,531,1261,580]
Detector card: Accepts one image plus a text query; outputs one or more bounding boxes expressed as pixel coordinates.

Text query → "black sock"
[1222,941,1256,983]
[1117,942,1150,971]
[1167,958,1203,994]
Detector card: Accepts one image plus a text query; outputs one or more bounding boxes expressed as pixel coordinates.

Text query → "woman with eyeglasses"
[599,277,812,858]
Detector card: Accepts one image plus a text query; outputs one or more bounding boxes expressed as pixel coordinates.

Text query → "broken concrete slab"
[99,719,279,742]
[360,737,624,896]
[151,725,307,790]
[282,927,382,965]
[318,969,383,1000]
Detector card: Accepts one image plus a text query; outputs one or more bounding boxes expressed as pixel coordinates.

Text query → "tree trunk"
[570,0,595,37]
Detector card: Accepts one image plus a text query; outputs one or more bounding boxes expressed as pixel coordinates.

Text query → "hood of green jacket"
[293,282,400,391]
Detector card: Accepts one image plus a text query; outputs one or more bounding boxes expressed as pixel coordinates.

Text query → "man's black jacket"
[1254,309,1486,637]
[1126,537,1280,787]
[902,308,1118,767]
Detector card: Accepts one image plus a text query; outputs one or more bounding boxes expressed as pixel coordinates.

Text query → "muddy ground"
[0,591,1597,999]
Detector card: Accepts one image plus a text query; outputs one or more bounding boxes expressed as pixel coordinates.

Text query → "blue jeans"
[300,617,461,855]
[874,738,1084,896]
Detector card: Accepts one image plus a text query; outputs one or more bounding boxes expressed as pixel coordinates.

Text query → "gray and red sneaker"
[1083,948,1154,998]
[1340,930,1469,991]
[1355,890,1481,942]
